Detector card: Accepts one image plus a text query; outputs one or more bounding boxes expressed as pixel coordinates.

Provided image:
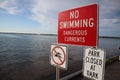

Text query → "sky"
[0,0,120,37]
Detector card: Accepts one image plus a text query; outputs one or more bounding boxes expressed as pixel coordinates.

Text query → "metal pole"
[56,66,60,80]
[119,55,120,61]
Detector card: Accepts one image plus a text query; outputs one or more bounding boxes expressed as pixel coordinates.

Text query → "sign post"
[119,55,120,61]
[50,44,68,80]
[50,3,100,80]
[58,4,98,47]
[56,66,60,80]
[83,48,105,80]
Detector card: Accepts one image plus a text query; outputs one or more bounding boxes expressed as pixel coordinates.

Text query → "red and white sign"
[50,44,67,69]
[58,4,98,47]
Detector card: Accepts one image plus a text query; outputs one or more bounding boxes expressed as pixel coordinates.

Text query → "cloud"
[0,0,98,34]
[0,0,22,14]
[98,0,120,36]
[100,19,120,26]
[99,0,120,18]
[29,0,97,33]
[99,18,120,37]
[0,0,120,35]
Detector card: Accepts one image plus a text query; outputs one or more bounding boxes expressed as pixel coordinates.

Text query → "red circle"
[51,46,66,65]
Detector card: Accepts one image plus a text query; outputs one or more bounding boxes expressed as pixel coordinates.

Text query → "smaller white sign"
[50,44,67,70]
[83,47,105,80]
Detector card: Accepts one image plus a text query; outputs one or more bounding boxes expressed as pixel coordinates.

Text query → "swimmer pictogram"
[52,46,65,65]
[50,44,67,69]
[55,52,63,62]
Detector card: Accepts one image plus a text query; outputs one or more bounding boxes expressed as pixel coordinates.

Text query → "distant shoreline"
[0,32,39,35]
[0,32,120,38]
[99,36,120,39]
[0,32,57,36]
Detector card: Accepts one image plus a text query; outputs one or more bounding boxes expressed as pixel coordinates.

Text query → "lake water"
[0,34,120,80]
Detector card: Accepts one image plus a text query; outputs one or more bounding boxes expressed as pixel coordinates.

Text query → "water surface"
[0,34,119,80]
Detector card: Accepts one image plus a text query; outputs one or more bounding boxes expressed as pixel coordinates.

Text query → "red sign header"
[58,4,98,46]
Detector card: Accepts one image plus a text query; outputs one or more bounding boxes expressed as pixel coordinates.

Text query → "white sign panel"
[83,48,105,80]
[50,44,67,69]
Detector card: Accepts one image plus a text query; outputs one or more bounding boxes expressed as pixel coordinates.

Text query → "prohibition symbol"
[50,44,67,69]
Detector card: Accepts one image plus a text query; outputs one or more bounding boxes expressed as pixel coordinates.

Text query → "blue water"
[0,34,119,80]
